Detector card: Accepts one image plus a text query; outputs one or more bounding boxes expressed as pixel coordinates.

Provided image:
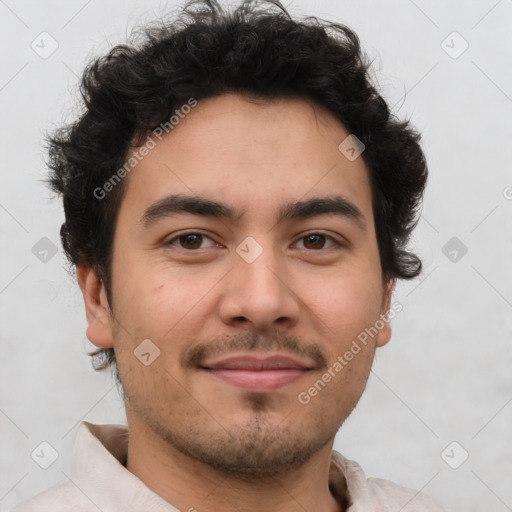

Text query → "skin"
[78,93,393,512]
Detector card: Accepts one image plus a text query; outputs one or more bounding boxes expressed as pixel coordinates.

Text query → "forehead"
[119,93,373,224]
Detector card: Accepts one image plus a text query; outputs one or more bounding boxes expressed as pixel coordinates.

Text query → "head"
[48,0,427,476]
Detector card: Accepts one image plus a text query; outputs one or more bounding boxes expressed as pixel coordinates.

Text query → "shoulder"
[367,477,449,511]
[330,451,449,511]
[10,479,94,512]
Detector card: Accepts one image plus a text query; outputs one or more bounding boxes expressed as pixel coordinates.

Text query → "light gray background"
[1,1,511,511]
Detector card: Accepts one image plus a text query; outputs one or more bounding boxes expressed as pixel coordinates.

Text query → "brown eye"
[295,232,345,255]
[179,234,203,249]
[296,233,339,251]
[167,233,215,250]
[303,234,326,250]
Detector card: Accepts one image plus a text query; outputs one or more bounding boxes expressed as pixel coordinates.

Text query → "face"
[80,93,392,477]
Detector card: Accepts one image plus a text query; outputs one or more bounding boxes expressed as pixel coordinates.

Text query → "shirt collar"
[71,421,369,511]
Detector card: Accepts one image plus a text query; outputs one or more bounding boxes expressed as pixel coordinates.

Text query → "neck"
[125,414,343,512]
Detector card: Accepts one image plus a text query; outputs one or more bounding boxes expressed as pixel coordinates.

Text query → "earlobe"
[77,265,114,349]
[376,279,394,348]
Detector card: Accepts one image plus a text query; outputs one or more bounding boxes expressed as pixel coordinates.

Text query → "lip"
[203,354,311,371]
[200,354,312,392]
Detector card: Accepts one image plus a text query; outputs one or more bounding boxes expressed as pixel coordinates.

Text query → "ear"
[77,265,114,349]
[376,278,394,348]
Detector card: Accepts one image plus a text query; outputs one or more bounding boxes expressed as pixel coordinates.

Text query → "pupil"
[182,234,201,248]
[306,234,324,249]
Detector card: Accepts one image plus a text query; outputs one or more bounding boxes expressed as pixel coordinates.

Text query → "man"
[13,0,448,510]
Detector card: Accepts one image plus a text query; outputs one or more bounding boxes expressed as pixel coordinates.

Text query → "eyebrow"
[140,193,366,230]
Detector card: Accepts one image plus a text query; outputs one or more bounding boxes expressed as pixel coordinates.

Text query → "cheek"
[111,269,220,383]
[297,340,375,420]
[112,261,197,335]
[304,271,383,335]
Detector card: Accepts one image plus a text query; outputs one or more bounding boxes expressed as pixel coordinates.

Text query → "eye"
[165,231,343,252]
[294,232,341,251]
[166,232,217,250]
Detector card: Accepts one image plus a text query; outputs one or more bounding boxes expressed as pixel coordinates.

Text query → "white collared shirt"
[12,421,448,511]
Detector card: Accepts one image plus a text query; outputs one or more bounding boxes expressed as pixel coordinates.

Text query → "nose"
[218,243,301,331]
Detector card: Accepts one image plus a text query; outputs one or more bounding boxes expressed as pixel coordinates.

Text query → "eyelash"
[165,231,344,252]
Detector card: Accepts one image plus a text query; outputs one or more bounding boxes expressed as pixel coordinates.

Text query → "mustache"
[181,331,328,370]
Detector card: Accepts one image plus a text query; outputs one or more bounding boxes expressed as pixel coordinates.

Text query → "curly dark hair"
[47,0,428,377]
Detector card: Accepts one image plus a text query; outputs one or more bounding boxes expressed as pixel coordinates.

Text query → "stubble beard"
[128,390,337,480]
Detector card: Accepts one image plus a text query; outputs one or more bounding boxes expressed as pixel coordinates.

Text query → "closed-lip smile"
[200,353,313,391]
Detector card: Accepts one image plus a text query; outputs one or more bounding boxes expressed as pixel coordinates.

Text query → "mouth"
[199,354,313,392]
